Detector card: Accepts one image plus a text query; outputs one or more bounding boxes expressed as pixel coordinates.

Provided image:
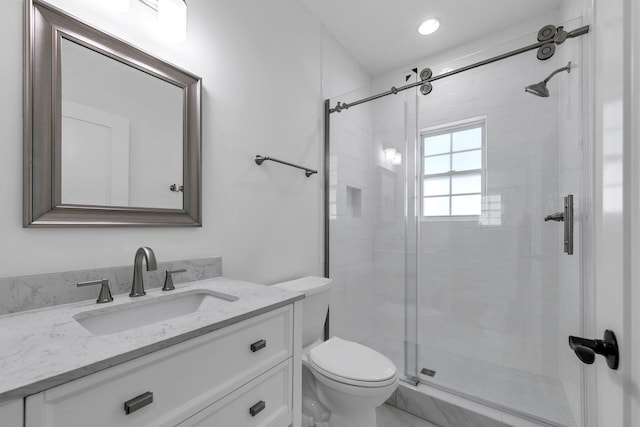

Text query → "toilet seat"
[308,337,398,388]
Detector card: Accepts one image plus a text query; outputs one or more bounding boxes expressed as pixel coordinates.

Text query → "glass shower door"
[414,24,585,426]
[327,82,420,383]
[403,84,420,384]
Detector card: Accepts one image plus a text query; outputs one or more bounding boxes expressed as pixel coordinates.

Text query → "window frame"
[420,117,487,220]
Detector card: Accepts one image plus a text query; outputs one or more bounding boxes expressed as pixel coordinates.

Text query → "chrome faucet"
[130,247,157,297]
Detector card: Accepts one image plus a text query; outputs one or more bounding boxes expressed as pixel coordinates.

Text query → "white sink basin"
[74,289,238,335]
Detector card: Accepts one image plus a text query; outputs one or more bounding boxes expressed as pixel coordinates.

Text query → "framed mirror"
[24,0,202,227]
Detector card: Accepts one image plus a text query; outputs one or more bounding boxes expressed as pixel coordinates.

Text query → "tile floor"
[377,404,439,427]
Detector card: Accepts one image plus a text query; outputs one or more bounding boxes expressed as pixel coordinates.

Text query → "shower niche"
[346,186,362,219]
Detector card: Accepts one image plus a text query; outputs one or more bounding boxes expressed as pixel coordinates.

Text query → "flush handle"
[124,391,153,415]
[249,400,266,417]
[250,339,267,352]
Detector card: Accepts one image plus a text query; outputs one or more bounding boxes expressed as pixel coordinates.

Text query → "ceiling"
[298,0,561,76]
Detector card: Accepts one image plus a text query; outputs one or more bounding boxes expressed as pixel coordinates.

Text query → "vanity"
[10,0,307,423]
[0,277,304,427]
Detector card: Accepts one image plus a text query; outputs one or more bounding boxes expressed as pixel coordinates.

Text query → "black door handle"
[568,330,619,370]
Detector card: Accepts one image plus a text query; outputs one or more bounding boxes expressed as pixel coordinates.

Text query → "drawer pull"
[124,391,153,415]
[249,400,266,417]
[250,339,267,352]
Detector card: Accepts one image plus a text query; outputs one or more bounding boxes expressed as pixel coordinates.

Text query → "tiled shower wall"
[328,87,377,343]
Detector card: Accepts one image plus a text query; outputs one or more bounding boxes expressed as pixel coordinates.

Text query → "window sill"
[420,215,480,222]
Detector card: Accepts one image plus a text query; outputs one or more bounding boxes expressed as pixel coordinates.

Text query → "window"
[421,119,485,217]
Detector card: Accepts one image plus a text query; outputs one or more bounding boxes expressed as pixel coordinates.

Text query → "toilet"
[274,276,398,427]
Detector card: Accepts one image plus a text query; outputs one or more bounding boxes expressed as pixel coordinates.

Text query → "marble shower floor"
[363,334,576,427]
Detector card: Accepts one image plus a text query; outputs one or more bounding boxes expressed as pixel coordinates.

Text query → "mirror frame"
[24,0,202,227]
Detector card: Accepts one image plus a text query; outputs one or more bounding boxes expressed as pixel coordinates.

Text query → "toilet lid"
[308,337,397,386]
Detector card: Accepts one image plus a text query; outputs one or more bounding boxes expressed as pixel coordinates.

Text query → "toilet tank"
[273,276,332,346]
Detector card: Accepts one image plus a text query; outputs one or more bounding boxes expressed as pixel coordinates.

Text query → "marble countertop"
[0,277,303,403]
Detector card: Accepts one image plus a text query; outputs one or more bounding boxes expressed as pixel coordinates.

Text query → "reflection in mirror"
[60,38,183,209]
[24,0,202,227]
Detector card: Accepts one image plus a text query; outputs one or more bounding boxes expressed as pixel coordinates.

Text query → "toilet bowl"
[274,277,398,427]
[305,336,398,427]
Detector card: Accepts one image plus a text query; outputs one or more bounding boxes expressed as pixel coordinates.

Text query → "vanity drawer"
[178,359,292,427]
[25,305,292,427]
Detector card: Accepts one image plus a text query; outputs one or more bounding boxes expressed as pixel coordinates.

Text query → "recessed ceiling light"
[418,18,440,36]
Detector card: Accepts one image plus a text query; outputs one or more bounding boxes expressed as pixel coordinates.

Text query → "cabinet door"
[179,359,292,427]
[0,399,23,427]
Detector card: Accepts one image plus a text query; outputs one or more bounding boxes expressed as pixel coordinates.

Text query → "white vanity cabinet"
[25,305,298,427]
[0,399,23,426]
[178,359,292,426]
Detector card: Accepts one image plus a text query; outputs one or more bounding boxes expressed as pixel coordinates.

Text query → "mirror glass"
[60,38,184,209]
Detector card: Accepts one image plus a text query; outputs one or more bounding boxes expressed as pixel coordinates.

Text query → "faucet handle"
[163,269,187,291]
[78,279,113,304]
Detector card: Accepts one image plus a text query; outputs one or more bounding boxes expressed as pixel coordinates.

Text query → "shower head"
[525,61,572,97]
[525,81,550,97]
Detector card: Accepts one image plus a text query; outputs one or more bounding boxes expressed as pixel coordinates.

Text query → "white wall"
[580,0,640,425]
[630,0,640,425]
[0,0,357,284]
[590,0,637,425]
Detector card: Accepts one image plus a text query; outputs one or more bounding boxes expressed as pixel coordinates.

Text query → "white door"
[589,0,640,426]
[61,100,130,206]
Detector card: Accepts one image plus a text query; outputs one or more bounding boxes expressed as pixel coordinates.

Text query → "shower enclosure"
[326,19,588,427]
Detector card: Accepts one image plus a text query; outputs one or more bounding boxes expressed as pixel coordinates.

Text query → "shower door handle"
[544,194,573,255]
[544,212,564,222]
[563,195,573,255]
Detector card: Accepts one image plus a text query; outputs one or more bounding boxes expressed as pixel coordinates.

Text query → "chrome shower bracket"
[419,68,433,95]
[535,24,587,61]
[544,194,574,255]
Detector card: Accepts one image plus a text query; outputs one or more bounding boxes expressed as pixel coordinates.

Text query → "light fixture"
[383,148,402,166]
[138,0,187,42]
[418,18,440,36]
[384,148,397,161]
[106,0,130,12]
[158,0,187,41]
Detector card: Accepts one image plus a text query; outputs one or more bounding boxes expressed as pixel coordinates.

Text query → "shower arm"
[543,63,571,84]
[329,24,590,113]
